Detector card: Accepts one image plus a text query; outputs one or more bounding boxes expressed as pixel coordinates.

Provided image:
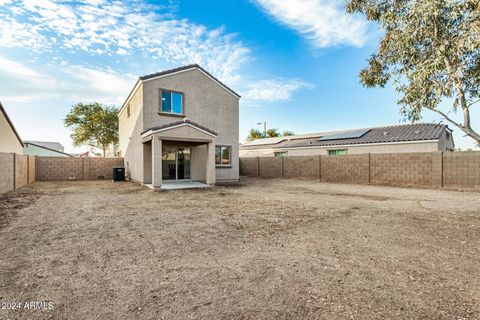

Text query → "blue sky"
[0,0,478,152]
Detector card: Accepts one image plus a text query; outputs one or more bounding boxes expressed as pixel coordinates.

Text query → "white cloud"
[252,0,368,47]
[0,0,312,106]
[0,56,135,104]
[0,0,250,85]
[242,79,312,104]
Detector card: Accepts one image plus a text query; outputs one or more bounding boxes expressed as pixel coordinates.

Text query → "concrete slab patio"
[143,181,211,191]
[0,178,479,319]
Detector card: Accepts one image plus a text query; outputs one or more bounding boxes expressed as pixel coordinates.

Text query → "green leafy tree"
[346,0,480,145]
[247,128,295,141]
[64,102,119,157]
[266,128,280,137]
[247,128,266,141]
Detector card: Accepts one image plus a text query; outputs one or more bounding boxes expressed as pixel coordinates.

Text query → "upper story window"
[274,151,288,158]
[446,131,451,140]
[160,90,183,115]
[126,104,130,118]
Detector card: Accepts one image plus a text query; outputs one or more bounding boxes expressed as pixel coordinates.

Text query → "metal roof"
[240,123,449,150]
[24,140,64,152]
[23,142,73,157]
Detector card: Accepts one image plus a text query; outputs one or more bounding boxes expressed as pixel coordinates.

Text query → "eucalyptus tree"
[347,0,480,145]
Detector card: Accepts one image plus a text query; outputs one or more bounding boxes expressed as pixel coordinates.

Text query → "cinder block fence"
[240,151,480,190]
[35,157,124,181]
[0,154,124,194]
[0,152,36,194]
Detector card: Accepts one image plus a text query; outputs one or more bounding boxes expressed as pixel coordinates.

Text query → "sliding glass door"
[162,147,191,180]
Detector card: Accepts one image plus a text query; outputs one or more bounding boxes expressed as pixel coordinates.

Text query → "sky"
[0,0,478,153]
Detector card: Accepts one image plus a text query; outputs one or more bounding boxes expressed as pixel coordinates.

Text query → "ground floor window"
[274,151,288,158]
[215,146,231,166]
[328,149,347,156]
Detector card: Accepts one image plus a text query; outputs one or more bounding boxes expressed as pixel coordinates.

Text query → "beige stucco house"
[0,101,23,154]
[118,64,240,190]
[240,123,455,157]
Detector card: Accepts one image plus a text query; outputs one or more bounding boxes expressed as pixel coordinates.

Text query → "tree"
[346,0,480,146]
[266,128,280,137]
[64,102,119,157]
[247,128,265,141]
[247,128,295,141]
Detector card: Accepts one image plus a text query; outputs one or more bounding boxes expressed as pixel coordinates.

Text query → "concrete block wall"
[240,151,480,190]
[35,157,124,181]
[258,157,283,178]
[14,154,29,189]
[370,153,435,187]
[84,158,124,180]
[443,152,480,189]
[36,157,83,181]
[321,154,369,183]
[238,157,258,177]
[0,152,15,194]
[284,156,320,179]
[0,152,36,194]
[28,156,35,184]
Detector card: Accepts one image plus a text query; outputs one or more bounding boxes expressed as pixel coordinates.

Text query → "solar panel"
[318,129,370,141]
[243,137,286,146]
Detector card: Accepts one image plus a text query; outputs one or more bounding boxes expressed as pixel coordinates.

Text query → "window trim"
[158,88,185,116]
[274,151,288,158]
[215,145,232,167]
[328,149,347,156]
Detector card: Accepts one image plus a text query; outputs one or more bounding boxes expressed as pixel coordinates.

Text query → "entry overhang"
[141,119,217,143]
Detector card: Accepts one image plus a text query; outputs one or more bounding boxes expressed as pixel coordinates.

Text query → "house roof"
[24,140,64,151]
[140,64,241,98]
[141,119,218,136]
[119,64,240,115]
[240,123,450,150]
[24,142,73,157]
[0,101,24,147]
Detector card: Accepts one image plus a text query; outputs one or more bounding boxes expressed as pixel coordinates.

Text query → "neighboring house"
[118,64,240,189]
[0,101,23,154]
[23,141,72,157]
[240,123,455,157]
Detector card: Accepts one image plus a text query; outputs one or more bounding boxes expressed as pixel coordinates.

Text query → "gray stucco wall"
[119,82,144,182]
[142,68,239,183]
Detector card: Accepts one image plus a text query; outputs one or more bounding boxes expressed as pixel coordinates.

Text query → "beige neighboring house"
[118,64,240,190]
[240,123,455,157]
[0,101,23,154]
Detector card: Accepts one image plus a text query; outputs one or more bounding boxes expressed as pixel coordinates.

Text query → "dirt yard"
[0,178,479,319]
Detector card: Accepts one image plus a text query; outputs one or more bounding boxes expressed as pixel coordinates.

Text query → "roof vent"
[414,130,420,134]
[383,131,389,136]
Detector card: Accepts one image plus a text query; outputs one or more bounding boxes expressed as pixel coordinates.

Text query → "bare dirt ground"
[0,178,479,319]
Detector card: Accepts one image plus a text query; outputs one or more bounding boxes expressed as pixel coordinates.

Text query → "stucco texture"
[119,68,239,185]
[0,108,23,154]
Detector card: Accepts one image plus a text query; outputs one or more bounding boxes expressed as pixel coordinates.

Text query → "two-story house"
[118,64,240,190]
